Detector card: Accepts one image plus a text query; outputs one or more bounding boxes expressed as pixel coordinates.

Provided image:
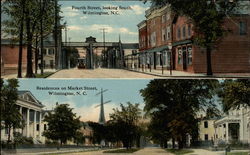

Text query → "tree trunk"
[206,46,213,76]
[40,0,44,75]
[35,35,39,74]
[25,10,34,78]
[7,127,11,143]
[178,138,184,149]
[172,138,175,149]
[54,0,59,69]
[18,1,25,78]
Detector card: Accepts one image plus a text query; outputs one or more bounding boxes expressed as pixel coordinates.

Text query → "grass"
[228,152,249,155]
[166,149,194,155]
[103,148,140,153]
[35,72,55,78]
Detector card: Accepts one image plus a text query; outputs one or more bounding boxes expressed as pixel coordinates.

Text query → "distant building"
[198,119,217,142]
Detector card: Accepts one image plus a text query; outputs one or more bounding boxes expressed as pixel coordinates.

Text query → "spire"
[99,88,106,124]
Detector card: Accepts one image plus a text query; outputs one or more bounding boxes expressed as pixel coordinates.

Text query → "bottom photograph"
[0,79,250,155]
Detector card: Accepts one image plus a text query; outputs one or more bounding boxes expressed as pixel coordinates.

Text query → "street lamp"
[168,43,173,76]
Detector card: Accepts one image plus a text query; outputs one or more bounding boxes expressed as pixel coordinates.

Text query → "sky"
[59,0,151,43]
[18,79,150,122]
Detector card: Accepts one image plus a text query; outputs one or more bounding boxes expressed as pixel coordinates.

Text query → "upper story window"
[239,21,247,35]
[162,15,166,23]
[177,27,181,40]
[151,32,156,47]
[188,25,192,37]
[167,26,171,40]
[204,121,208,128]
[166,14,170,21]
[182,26,186,39]
[162,29,166,42]
[48,49,55,55]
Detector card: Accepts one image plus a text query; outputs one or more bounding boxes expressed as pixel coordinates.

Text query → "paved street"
[61,147,174,155]
[48,68,160,79]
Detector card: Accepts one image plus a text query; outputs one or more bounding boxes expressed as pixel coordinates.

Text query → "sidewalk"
[187,149,250,155]
[1,69,57,79]
[127,68,250,78]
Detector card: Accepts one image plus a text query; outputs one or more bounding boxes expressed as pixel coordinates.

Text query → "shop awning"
[172,40,192,47]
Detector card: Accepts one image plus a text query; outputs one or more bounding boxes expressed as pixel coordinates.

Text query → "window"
[162,29,166,42]
[166,26,171,40]
[182,26,186,39]
[166,13,170,21]
[239,21,247,35]
[177,27,181,39]
[162,15,166,23]
[151,32,156,47]
[42,49,47,55]
[167,51,171,67]
[204,121,208,128]
[48,49,54,55]
[37,124,39,131]
[178,48,182,64]
[44,124,47,130]
[188,25,192,37]
[5,128,8,134]
[188,46,193,65]
[205,134,209,141]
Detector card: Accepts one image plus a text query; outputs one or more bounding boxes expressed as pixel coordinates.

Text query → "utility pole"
[100,28,107,68]
[0,0,2,154]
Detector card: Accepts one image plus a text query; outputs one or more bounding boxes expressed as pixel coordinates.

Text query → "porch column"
[27,108,30,137]
[226,122,229,142]
[33,110,37,138]
[19,106,23,134]
[39,112,42,139]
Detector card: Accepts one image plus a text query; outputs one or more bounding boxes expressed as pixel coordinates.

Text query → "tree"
[0,79,24,144]
[219,79,250,112]
[73,131,85,146]
[43,104,81,148]
[65,47,80,68]
[87,121,106,145]
[141,79,219,149]
[150,0,240,75]
[108,102,142,149]
[3,0,59,77]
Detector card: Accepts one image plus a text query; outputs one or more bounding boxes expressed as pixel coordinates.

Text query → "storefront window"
[178,48,182,64]
[188,46,193,65]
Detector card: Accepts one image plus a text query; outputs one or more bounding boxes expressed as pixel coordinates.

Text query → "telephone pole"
[100,28,107,68]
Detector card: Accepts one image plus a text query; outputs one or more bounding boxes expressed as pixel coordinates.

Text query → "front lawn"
[35,72,55,78]
[166,149,194,155]
[103,148,140,153]
[228,152,249,155]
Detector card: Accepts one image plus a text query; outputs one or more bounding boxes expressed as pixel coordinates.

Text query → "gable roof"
[18,90,44,108]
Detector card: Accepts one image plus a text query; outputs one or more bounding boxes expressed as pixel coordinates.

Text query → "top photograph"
[1,0,250,79]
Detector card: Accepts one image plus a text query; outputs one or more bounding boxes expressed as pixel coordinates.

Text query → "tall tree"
[43,104,81,148]
[3,0,59,77]
[219,79,250,112]
[108,102,142,149]
[150,0,239,75]
[141,79,219,149]
[0,79,24,143]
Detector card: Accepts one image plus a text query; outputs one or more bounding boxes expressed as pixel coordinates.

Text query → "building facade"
[137,3,250,74]
[214,106,250,144]
[1,91,45,144]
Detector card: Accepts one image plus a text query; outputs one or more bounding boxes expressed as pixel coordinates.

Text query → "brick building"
[137,4,250,74]
[1,39,33,75]
[173,15,250,73]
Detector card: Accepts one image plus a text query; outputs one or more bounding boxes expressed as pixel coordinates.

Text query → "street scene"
[1,0,250,78]
[1,79,250,155]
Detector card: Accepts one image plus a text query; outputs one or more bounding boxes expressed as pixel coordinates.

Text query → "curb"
[125,69,250,79]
